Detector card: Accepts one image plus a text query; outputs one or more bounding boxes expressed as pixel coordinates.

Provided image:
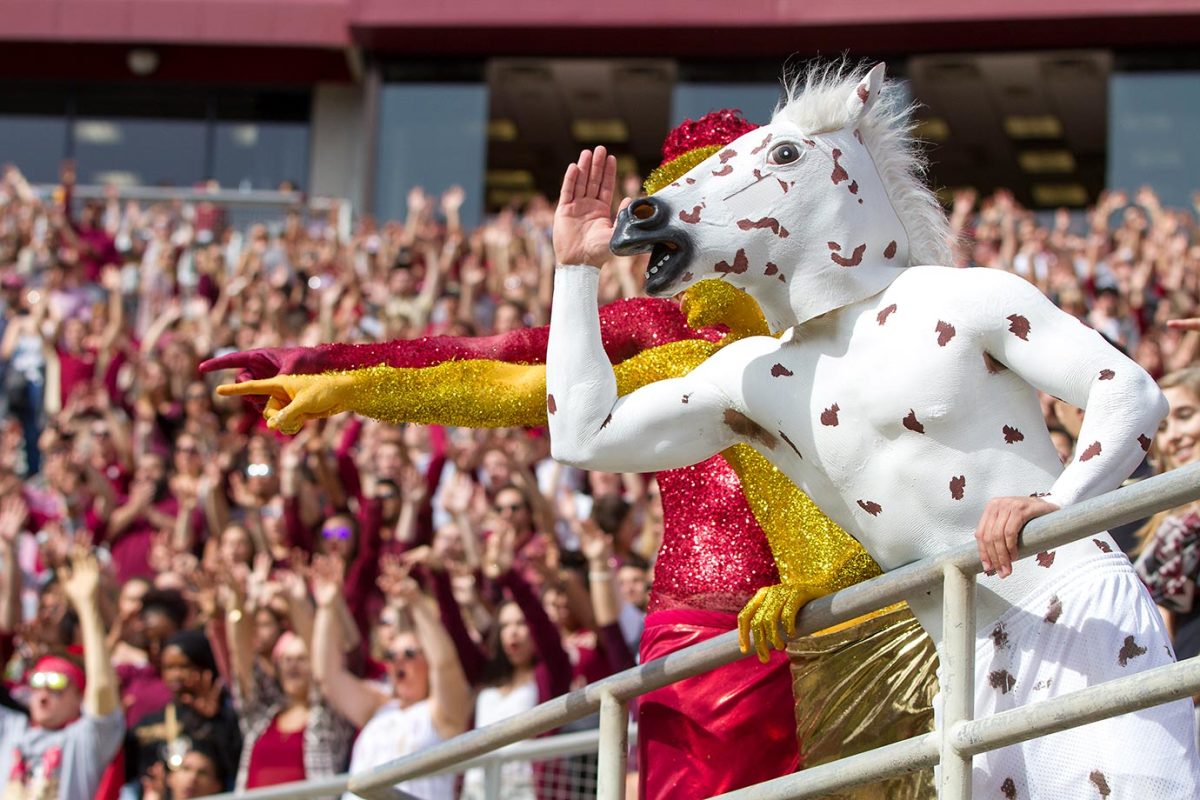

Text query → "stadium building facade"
[2,0,1199,225]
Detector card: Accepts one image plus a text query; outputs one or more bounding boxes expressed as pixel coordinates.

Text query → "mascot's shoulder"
[890,263,1035,298]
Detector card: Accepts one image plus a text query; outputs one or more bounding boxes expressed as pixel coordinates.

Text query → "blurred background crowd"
[2,155,1200,800]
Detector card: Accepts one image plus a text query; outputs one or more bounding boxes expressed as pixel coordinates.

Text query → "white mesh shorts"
[957,549,1200,798]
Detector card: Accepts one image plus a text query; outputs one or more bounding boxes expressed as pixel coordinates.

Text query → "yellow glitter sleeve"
[722,445,878,591]
[243,337,728,433]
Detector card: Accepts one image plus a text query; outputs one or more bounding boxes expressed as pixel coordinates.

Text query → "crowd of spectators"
[1,155,1200,800]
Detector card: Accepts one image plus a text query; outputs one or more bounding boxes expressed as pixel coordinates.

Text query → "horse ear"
[845,62,887,121]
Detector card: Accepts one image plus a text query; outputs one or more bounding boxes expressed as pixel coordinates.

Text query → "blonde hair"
[1133,367,1200,553]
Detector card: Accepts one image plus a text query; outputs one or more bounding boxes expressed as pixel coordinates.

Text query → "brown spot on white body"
[883,240,897,259]
[723,409,777,451]
[1080,441,1102,461]
[1045,594,1063,623]
[857,499,882,516]
[547,394,556,415]
[737,217,789,238]
[679,205,703,224]
[950,475,966,500]
[1099,368,1115,380]
[989,669,1016,694]
[1089,770,1111,797]
[715,249,750,276]
[770,363,793,378]
[779,430,803,459]
[830,148,849,185]
[829,242,867,267]
[877,304,897,325]
[935,320,956,346]
[902,410,925,434]
[820,403,840,426]
[1003,425,1024,444]
[1037,551,1056,568]
[1007,314,1031,340]
[990,622,1008,649]
[712,165,733,177]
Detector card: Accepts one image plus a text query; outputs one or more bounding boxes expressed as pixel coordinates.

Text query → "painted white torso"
[546,264,1166,643]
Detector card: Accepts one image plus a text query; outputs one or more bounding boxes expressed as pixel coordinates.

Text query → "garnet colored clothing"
[245,718,307,789]
[55,345,97,407]
[494,570,572,705]
[114,662,171,727]
[638,609,797,800]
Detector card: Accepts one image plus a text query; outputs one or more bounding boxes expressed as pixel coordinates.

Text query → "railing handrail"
[218,461,1200,800]
[205,725,640,800]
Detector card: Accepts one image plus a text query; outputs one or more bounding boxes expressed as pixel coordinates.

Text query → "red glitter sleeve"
[284,297,715,374]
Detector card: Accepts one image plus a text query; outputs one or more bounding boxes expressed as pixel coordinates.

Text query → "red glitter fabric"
[234,296,721,375]
[650,454,780,613]
[660,109,759,164]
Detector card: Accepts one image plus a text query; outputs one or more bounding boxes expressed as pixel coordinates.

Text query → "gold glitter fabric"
[344,361,548,427]
[644,145,722,195]
[680,279,771,344]
[788,605,938,799]
[328,339,721,429]
[722,427,880,593]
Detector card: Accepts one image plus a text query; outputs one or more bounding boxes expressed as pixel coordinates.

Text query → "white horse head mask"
[612,63,951,332]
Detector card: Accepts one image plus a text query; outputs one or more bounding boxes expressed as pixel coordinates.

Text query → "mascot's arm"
[970,269,1166,506]
[216,337,723,434]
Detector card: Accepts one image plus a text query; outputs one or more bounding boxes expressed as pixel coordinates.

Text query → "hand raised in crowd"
[482,521,517,579]
[0,495,28,549]
[441,185,466,213]
[577,519,613,568]
[378,553,422,605]
[59,546,102,609]
[309,552,346,608]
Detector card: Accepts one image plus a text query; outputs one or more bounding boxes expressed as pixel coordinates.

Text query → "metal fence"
[216,461,1200,800]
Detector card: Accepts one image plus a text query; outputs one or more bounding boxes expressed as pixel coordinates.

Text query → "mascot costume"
[205,106,938,798]
[543,61,1200,798]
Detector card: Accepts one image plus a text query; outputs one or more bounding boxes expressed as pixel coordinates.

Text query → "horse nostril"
[631,201,656,221]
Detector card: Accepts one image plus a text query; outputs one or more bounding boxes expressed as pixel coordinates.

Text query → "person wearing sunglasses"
[0,550,124,800]
[311,556,470,800]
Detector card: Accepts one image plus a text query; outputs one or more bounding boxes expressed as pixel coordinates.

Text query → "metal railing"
[218,461,1200,800]
[208,725,638,800]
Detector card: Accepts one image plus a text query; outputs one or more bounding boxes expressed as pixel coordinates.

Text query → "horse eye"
[768,142,802,166]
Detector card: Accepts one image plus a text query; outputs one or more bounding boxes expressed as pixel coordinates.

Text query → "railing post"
[483,761,501,800]
[940,563,976,799]
[597,691,629,800]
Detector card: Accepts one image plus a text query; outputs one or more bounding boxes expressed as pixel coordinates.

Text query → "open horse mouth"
[609,198,694,296]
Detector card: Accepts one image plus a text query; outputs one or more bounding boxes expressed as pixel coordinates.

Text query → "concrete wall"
[309,82,368,212]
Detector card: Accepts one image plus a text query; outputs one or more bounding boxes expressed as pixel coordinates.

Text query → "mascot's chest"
[740,291,995,472]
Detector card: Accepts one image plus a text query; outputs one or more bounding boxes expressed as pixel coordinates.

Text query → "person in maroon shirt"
[94,452,200,582]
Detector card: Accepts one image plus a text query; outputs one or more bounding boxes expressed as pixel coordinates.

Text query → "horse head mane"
[773,61,953,267]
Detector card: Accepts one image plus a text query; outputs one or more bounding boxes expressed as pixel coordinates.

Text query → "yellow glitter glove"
[737,582,824,663]
[217,371,359,434]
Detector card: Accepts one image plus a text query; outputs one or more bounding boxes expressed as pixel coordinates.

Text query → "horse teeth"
[650,267,659,274]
